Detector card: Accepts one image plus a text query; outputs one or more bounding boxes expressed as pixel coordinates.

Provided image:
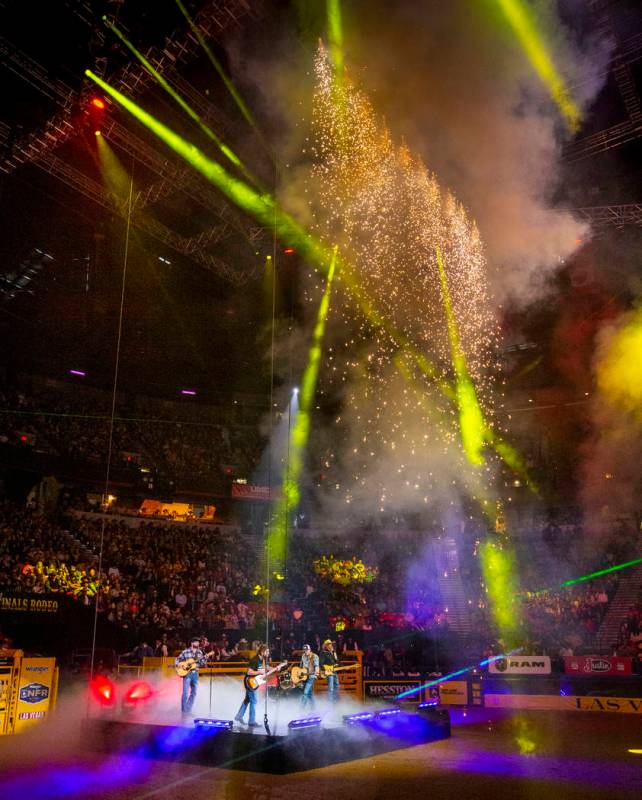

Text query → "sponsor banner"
[438,681,468,705]
[0,594,59,614]
[14,658,56,733]
[231,484,274,501]
[485,693,642,715]
[485,694,563,711]
[363,680,421,700]
[571,695,642,714]
[488,655,551,675]
[564,656,632,676]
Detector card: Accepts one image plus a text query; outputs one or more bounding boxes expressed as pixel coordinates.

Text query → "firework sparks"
[309,46,502,514]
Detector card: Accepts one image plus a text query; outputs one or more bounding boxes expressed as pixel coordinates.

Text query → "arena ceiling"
[1,0,642,402]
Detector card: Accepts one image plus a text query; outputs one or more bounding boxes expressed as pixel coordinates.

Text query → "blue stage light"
[343,711,374,726]
[193,718,234,729]
[418,699,439,709]
[287,716,322,730]
[374,708,401,719]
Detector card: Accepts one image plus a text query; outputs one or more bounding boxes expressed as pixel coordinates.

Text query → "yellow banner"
[13,658,57,733]
[439,681,468,705]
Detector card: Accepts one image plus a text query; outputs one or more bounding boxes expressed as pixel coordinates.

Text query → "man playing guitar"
[235,643,281,728]
[174,637,215,715]
[300,644,320,709]
[319,639,340,701]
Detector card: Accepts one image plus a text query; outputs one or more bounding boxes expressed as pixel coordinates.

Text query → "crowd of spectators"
[0,380,263,491]
[2,500,641,676]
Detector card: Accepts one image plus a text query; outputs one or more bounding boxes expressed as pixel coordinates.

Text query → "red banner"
[231,484,274,501]
[564,656,632,676]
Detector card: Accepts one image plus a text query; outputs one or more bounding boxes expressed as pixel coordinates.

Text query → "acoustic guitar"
[175,651,215,677]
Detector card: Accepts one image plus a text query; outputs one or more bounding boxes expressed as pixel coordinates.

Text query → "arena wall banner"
[484,693,642,714]
[13,657,58,733]
[0,594,60,614]
[363,680,422,701]
[564,656,632,676]
[488,655,551,675]
[438,680,468,705]
[231,484,274,501]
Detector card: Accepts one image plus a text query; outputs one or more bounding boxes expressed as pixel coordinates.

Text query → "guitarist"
[175,637,211,715]
[235,643,270,727]
[320,639,340,701]
[300,644,320,709]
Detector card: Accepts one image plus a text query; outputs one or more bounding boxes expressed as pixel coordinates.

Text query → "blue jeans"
[326,673,339,700]
[301,676,316,708]
[181,670,198,712]
[236,687,258,724]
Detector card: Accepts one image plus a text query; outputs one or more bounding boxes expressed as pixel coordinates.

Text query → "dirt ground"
[2,708,641,799]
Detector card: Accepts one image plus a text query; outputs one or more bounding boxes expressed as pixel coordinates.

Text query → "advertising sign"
[231,484,274,501]
[564,656,632,676]
[0,594,59,614]
[438,681,468,705]
[363,680,421,700]
[485,693,642,715]
[571,695,642,714]
[488,655,551,675]
[13,658,56,733]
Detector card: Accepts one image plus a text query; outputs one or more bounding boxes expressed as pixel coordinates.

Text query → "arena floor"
[3,707,641,800]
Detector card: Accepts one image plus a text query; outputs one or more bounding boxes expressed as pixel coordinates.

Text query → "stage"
[81,706,451,774]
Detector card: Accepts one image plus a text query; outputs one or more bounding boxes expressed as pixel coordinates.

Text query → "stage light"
[181,389,196,396]
[69,369,86,377]
[288,716,322,730]
[91,97,106,110]
[292,386,299,395]
[343,712,374,726]
[418,699,439,709]
[94,130,101,136]
[194,718,234,729]
[90,675,116,706]
[284,247,295,254]
[375,708,401,719]
[123,681,154,705]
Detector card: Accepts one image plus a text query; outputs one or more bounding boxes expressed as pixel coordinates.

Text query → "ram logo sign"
[489,655,551,675]
[19,682,49,704]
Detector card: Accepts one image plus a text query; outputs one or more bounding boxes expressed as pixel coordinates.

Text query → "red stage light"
[123,681,154,704]
[90,97,106,110]
[284,247,295,255]
[90,675,116,706]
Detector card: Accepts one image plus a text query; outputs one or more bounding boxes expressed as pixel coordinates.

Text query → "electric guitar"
[244,661,288,690]
[175,651,215,677]
[321,663,358,677]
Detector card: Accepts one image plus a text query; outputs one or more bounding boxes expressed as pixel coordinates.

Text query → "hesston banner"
[363,680,422,700]
[564,656,632,676]
[488,655,551,675]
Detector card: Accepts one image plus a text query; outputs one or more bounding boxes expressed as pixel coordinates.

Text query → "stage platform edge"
[81,708,451,774]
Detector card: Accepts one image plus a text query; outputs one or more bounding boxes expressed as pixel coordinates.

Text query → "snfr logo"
[19,682,49,704]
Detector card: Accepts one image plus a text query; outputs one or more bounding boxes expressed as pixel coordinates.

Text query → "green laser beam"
[102,17,257,184]
[493,0,581,133]
[267,246,338,568]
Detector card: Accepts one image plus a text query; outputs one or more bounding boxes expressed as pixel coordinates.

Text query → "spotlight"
[69,369,86,377]
[90,675,116,706]
[287,716,322,731]
[95,130,101,136]
[194,718,234,729]
[90,97,106,110]
[284,247,295,255]
[123,681,154,705]
[181,389,196,396]
[292,386,299,395]
[343,711,374,726]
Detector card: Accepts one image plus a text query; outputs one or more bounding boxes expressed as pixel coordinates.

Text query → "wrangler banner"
[13,657,57,733]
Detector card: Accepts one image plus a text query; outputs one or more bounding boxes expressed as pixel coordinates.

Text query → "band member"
[300,643,319,708]
[320,639,340,701]
[235,643,270,727]
[175,636,209,714]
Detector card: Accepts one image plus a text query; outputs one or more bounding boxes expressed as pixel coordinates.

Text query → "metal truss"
[0,0,252,173]
[36,150,258,285]
[575,203,642,227]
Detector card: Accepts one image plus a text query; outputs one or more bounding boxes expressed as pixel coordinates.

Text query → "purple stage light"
[288,716,322,730]
[69,369,86,377]
[181,389,196,396]
[193,718,233,729]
